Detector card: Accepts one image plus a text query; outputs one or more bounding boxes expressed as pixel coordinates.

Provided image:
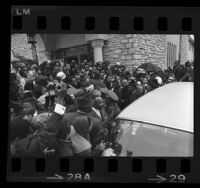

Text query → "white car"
[111,82,193,157]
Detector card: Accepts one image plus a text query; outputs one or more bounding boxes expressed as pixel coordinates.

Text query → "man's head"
[75,75,81,82]
[83,59,88,63]
[49,75,53,82]
[85,64,89,71]
[30,64,38,70]
[106,75,113,83]
[71,59,75,64]
[185,61,192,68]
[92,90,101,99]
[122,79,128,88]
[85,76,91,86]
[55,62,60,67]
[93,66,97,71]
[93,97,105,110]
[65,64,71,70]
[112,79,119,88]
[75,89,93,112]
[72,78,78,87]
[142,77,148,85]
[54,66,60,74]
[100,72,105,80]
[138,74,146,82]
[188,74,193,82]
[128,77,137,86]
[20,63,27,71]
[22,97,37,115]
[56,71,66,81]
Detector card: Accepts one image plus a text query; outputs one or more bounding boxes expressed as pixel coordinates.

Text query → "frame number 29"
[169,174,186,183]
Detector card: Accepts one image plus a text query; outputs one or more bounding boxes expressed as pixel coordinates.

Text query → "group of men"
[9,58,194,156]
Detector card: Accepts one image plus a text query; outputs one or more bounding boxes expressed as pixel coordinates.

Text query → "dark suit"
[91,107,108,121]
[58,111,103,148]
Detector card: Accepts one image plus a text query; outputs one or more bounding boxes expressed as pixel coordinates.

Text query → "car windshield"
[112,119,193,157]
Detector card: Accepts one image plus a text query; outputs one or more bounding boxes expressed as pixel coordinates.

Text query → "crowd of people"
[9,58,194,156]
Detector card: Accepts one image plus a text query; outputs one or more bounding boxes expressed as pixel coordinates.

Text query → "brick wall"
[11,34,47,64]
[103,34,167,70]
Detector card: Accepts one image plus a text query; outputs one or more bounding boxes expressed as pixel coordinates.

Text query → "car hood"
[117,82,193,133]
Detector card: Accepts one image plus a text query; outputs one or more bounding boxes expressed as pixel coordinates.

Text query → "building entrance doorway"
[55,44,93,65]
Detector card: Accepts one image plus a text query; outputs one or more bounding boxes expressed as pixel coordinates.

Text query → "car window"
[114,119,193,157]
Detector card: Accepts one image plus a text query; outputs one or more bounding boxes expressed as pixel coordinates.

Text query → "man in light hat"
[101,89,120,118]
[56,71,66,81]
[136,68,146,74]
[55,71,67,91]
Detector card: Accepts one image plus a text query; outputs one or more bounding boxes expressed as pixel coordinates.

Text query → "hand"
[99,128,109,136]
[95,141,106,152]
[23,115,33,122]
[101,148,116,156]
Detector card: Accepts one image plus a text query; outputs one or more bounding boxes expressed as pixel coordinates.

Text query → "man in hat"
[57,89,104,150]
[54,72,68,94]
[56,71,66,81]
[100,88,120,118]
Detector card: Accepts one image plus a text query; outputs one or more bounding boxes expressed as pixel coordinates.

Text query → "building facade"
[11,34,194,70]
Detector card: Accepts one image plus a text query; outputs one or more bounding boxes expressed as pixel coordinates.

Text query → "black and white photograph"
[9,34,194,157]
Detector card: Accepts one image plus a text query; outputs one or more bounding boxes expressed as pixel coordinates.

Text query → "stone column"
[31,43,38,63]
[179,35,189,65]
[91,39,104,63]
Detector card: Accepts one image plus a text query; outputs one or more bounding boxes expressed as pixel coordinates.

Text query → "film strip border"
[11,6,199,33]
[12,15,192,32]
[9,6,200,183]
[8,157,198,182]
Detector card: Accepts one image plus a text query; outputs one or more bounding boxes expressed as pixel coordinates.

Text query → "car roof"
[116,82,193,133]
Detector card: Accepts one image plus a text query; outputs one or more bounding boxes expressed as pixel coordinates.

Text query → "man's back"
[59,111,103,147]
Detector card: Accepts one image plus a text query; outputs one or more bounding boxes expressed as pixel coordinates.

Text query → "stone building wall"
[179,35,190,65]
[11,34,47,64]
[103,34,167,70]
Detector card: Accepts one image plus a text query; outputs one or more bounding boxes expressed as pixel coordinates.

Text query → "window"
[189,42,193,52]
[113,119,193,156]
[167,42,176,68]
[55,44,93,64]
